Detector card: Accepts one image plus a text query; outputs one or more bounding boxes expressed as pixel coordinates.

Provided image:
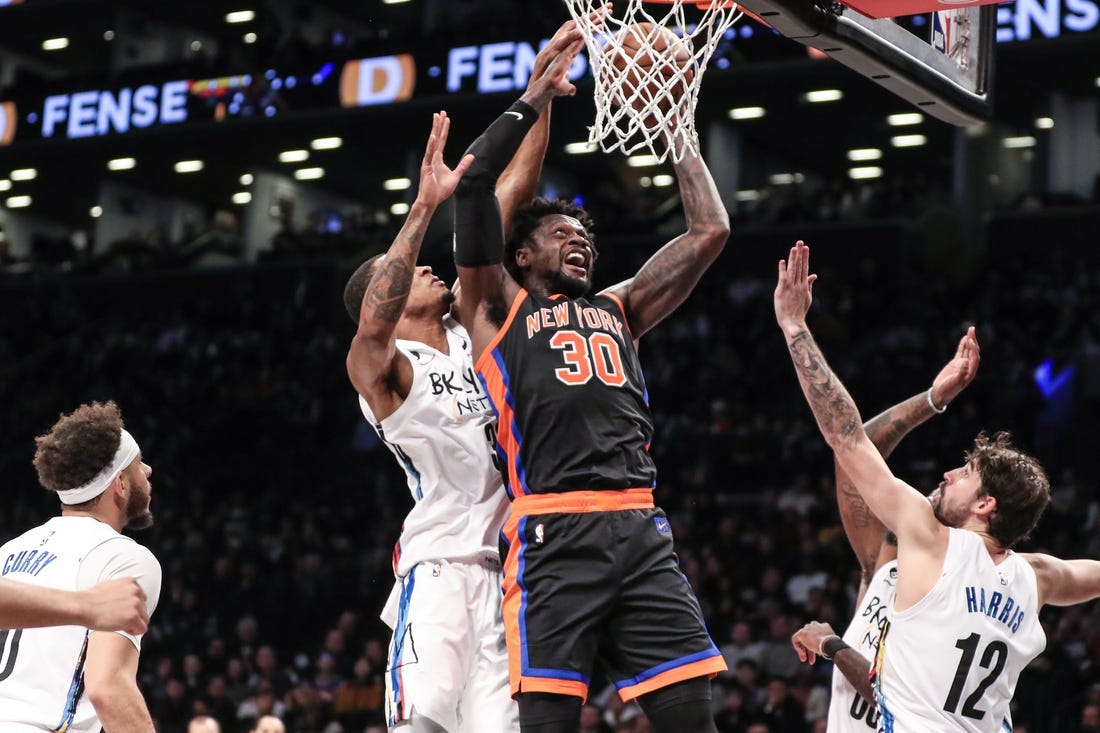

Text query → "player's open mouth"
[563,250,589,277]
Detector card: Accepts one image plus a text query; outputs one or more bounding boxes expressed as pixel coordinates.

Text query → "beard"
[933,498,967,528]
[125,486,154,530]
[546,269,591,299]
[441,289,456,305]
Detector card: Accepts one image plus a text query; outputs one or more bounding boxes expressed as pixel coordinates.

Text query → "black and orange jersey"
[475,288,656,497]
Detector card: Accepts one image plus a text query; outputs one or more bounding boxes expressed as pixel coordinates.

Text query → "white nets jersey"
[830,560,897,733]
[872,528,1045,733]
[0,515,161,732]
[360,316,508,578]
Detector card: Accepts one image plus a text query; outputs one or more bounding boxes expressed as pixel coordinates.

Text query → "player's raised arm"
[774,241,945,560]
[840,327,980,595]
[454,33,586,356]
[345,112,473,418]
[601,127,730,338]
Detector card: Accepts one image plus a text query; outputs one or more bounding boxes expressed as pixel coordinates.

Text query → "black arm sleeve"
[454,99,538,267]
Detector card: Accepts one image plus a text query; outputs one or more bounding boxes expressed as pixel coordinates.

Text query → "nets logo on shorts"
[653,517,670,534]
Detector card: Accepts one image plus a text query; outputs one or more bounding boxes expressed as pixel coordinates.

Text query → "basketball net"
[562,0,742,163]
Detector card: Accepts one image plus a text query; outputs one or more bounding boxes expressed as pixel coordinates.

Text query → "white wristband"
[927,389,946,414]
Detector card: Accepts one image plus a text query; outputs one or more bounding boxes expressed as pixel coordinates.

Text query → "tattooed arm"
[842,327,980,598]
[347,112,473,420]
[602,141,730,338]
[774,241,950,586]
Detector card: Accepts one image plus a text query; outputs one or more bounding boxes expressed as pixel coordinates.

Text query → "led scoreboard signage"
[0,3,1093,147]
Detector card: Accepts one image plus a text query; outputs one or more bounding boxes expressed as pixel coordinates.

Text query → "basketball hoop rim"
[641,0,768,28]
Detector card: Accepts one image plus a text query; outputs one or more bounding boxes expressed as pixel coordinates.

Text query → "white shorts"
[381,555,518,733]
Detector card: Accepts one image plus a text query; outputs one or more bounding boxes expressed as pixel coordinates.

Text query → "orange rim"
[641,0,769,26]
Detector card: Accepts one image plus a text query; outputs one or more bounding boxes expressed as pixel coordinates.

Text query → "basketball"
[605,22,694,122]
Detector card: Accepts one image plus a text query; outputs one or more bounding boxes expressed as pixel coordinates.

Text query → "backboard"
[733,0,996,126]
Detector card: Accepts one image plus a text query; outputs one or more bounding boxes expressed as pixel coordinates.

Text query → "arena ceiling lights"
[803,89,843,103]
[225,10,255,24]
[310,137,343,150]
[887,112,924,126]
[728,106,766,120]
[890,134,926,148]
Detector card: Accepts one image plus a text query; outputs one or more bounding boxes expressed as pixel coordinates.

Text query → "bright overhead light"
[652,174,674,187]
[232,192,252,205]
[107,157,136,171]
[1003,136,1037,149]
[42,37,69,51]
[384,177,412,191]
[0,180,10,192]
[626,154,661,168]
[310,137,343,150]
[243,32,258,44]
[735,189,760,202]
[639,176,652,188]
[803,89,843,103]
[769,172,804,185]
[847,148,882,162]
[239,173,253,185]
[225,10,255,23]
[391,202,411,215]
[1034,117,1054,130]
[1095,77,1100,88]
[890,134,927,148]
[103,30,115,41]
[728,106,766,120]
[10,168,36,181]
[174,160,204,173]
[383,0,412,4]
[294,167,324,180]
[90,205,103,218]
[279,149,309,163]
[887,112,923,126]
[5,195,31,208]
[849,166,883,180]
[564,141,597,154]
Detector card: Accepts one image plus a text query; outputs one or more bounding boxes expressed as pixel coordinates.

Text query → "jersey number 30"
[549,331,626,387]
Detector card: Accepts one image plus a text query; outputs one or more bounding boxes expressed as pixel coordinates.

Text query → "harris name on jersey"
[965,585,1027,633]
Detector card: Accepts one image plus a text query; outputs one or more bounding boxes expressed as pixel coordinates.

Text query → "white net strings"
[562,0,742,163]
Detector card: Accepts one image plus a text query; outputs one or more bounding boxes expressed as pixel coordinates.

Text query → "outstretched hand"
[930,326,980,409]
[774,240,817,334]
[415,111,475,209]
[523,8,608,109]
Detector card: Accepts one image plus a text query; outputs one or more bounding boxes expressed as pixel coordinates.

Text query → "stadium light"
[294,167,324,180]
[803,89,843,103]
[728,106,766,120]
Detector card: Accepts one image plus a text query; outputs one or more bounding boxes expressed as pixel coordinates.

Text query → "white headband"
[56,429,141,505]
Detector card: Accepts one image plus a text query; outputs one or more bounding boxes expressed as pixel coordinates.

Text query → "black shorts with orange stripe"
[500,490,726,702]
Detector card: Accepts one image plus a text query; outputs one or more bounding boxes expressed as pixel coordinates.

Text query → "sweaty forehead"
[541,214,585,231]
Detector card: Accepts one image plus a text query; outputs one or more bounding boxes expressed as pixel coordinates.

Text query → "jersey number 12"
[943,632,1008,720]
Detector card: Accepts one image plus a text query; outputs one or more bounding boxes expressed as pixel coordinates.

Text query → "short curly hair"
[504,197,596,284]
[967,431,1050,549]
[34,401,124,494]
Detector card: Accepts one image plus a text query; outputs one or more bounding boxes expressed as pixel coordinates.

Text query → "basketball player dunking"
[452,24,731,733]
[343,23,588,733]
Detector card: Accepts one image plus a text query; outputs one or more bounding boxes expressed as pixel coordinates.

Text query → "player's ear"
[975,493,997,518]
[515,243,532,268]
